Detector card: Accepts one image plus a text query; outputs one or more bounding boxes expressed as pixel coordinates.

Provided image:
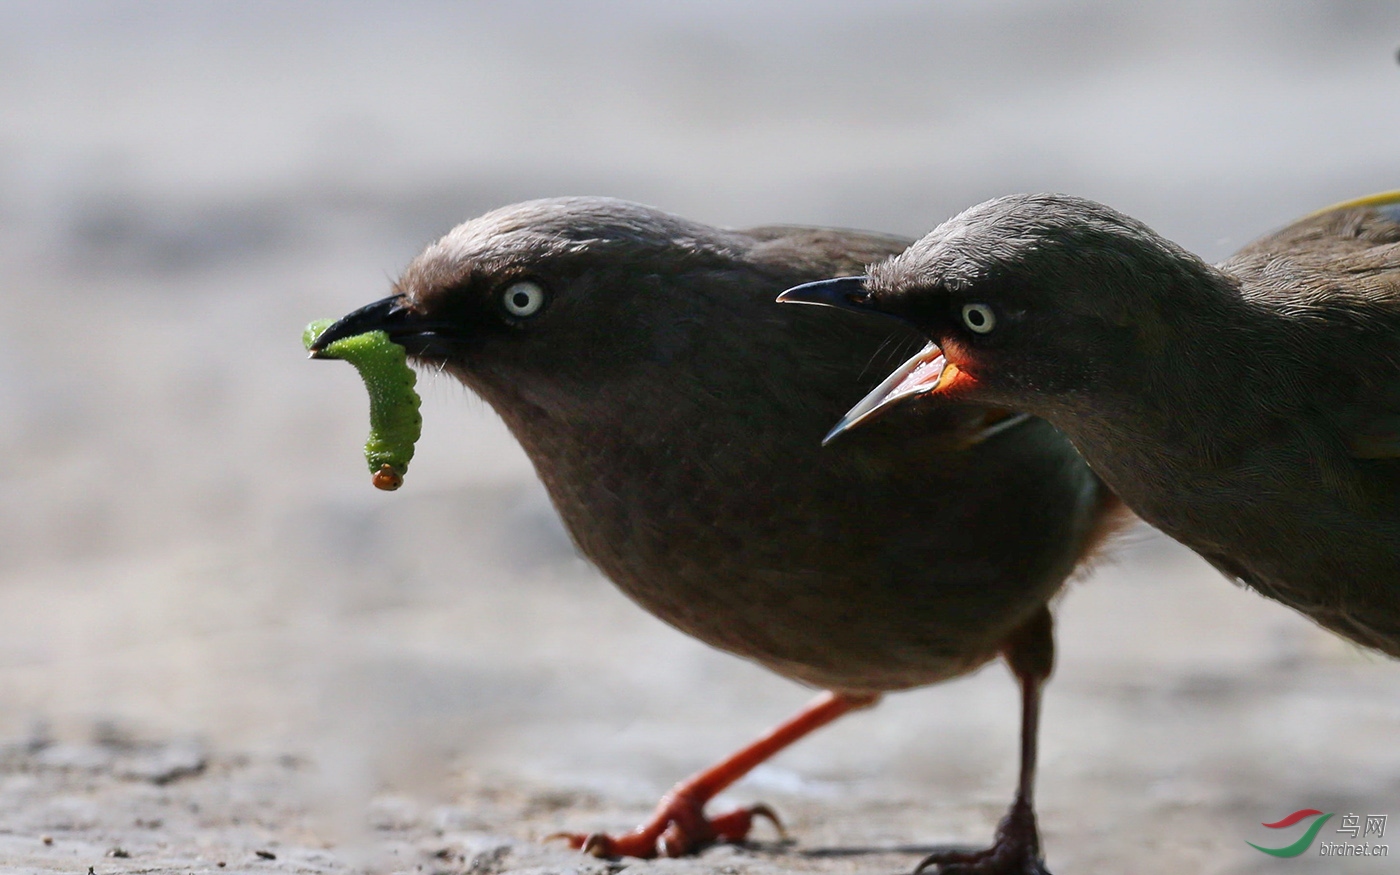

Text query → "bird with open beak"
[311,197,1128,873]
[782,191,1400,660]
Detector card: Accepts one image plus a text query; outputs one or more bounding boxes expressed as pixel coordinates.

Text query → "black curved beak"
[309,295,455,359]
[776,276,873,312]
[821,343,949,444]
[778,277,952,445]
[308,296,412,354]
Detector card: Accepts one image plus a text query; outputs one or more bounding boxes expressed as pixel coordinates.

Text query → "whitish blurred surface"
[1,2,1399,873]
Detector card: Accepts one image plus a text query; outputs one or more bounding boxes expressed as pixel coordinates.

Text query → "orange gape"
[936,360,975,395]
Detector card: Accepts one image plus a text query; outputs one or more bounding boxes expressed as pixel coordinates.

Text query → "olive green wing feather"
[1223,190,1400,270]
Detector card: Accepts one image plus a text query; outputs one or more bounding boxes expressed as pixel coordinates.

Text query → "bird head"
[309,197,756,419]
[780,193,1219,440]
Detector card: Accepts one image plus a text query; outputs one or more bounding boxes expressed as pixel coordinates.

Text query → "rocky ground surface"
[0,525,1396,875]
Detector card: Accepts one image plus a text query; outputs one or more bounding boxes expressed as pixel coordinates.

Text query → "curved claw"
[549,801,788,860]
[910,797,1049,875]
[914,848,990,874]
[581,833,616,858]
[543,831,628,858]
[913,852,1050,875]
[747,803,788,840]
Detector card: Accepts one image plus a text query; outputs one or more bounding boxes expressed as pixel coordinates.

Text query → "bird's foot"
[550,794,785,859]
[913,798,1048,875]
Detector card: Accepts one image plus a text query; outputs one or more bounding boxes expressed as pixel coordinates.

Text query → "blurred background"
[2,1,1399,872]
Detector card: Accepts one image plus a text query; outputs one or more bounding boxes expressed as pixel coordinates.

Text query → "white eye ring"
[502,281,547,318]
[961,303,996,334]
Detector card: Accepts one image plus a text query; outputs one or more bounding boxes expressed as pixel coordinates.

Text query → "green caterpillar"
[303,319,422,491]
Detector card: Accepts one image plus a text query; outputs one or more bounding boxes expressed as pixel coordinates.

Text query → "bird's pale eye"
[501,281,547,318]
[961,303,996,334]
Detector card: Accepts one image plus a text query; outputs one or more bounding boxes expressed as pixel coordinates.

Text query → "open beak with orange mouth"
[777,277,981,445]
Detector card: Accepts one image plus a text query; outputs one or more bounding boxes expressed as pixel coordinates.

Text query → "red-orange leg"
[551,690,878,858]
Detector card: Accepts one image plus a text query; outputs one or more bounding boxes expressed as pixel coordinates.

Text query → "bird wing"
[1225,190,1400,269]
[1220,191,1400,462]
[1223,191,1400,459]
[1305,190,1400,220]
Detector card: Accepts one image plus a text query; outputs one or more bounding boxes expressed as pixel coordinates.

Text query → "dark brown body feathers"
[387,197,1119,692]
[858,192,1400,657]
